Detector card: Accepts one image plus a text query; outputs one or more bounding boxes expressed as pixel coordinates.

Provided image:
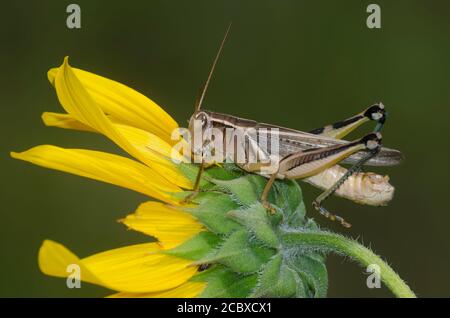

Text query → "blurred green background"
[1,0,450,297]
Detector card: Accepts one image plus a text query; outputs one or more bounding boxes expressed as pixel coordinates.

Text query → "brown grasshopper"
[182,25,403,228]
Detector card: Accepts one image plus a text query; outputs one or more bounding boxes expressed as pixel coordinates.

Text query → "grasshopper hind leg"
[270,132,383,228]
[309,102,386,139]
[312,201,352,228]
[261,173,277,214]
[312,145,381,228]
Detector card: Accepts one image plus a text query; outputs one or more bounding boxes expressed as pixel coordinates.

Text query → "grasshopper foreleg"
[182,159,206,204]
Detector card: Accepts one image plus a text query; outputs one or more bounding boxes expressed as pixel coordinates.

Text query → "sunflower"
[11,57,415,298]
[11,57,206,297]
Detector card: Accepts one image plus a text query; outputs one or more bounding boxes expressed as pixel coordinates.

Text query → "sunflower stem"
[281,229,416,298]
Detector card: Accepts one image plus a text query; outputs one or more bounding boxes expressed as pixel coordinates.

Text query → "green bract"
[168,163,325,298]
[169,163,415,298]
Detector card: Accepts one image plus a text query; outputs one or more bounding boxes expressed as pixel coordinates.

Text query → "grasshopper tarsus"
[340,219,352,228]
[184,159,206,205]
[181,190,201,205]
[262,201,277,215]
[312,201,352,228]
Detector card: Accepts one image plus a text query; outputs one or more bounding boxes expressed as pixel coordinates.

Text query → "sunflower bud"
[168,163,328,298]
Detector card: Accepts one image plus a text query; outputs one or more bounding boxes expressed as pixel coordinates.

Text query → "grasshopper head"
[188,111,214,154]
[188,111,212,135]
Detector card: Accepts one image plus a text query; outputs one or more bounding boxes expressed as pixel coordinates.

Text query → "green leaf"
[177,162,241,187]
[163,231,222,260]
[273,180,306,226]
[192,265,258,298]
[287,253,328,298]
[227,203,280,248]
[273,180,302,212]
[206,163,243,180]
[177,163,211,188]
[251,254,307,298]
[211,174,266,206]
[199,230,275,274]
[183,192,242,235]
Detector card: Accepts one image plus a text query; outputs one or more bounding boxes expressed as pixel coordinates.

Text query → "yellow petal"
[48,64,178,143]
[116,124,190,183]
[42,111,131,133]
[11,145,181,204]
[39,240,198,293]
[42,112,95,132]
[42,112,191,189]
[108,281,206,298]
[121,201,203,249]
[52,57,189,188]
[38,240,100,285]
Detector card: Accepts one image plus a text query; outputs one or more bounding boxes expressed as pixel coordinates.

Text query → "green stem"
[281,229,416,298]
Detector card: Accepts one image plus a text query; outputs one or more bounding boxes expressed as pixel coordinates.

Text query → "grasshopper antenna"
[195,22,232,112]
[183,23,231,205]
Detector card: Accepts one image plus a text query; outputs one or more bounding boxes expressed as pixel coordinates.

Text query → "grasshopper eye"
[198,115,206,127]
[194,112,209,128]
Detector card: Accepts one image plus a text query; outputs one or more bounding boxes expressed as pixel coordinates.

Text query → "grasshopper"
[182,25,403,228]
